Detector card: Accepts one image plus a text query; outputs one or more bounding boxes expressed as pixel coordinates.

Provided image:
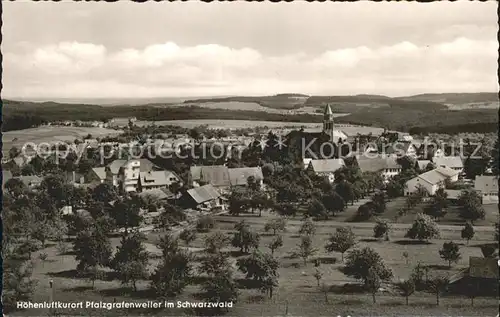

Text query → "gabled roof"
[140,170,179,188]
[309,159,345,173]
[474,175,499,193]
[469,257,499,279]
[107,159,158,175]
[91,167,106,180]
[414,169,448,185]
[190,165,230,187]
[433,156,464,169]
[417,160,432,170]
[186,184,221,204]
[107,159,127,175]
[228,167,264,186]
[356,156,402,172]
[324,104,333,116]
[435,166,460,178]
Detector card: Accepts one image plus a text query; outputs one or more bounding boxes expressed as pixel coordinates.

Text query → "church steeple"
[323,104,334,131]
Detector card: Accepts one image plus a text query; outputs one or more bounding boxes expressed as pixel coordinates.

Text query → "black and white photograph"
[1,1,499,316]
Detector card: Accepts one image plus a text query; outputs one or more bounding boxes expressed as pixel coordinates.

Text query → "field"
[2,126,123,155]
[16,198,498,317]
[133,119,385,135]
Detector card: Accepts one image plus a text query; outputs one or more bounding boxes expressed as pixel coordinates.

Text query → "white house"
[474,175,499,205]
[357,156,402,182]
[307,159,346,183]
[405,167,460,196]
[106,158,160,192]
[433,156,464,173]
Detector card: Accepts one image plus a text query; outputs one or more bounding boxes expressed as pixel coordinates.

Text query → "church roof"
[324,104,333,116]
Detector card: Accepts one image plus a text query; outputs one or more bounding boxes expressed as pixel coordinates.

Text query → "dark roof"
[190,165,230,187]
[469,257,498,279]
[186,184,221,204]
[356,156,402,172]
[309,159,345,173]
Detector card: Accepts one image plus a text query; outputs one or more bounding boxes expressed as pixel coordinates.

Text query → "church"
[285,104,349,160]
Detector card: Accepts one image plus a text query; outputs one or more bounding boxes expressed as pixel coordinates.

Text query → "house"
[184,184,225,210]
[302,158,313,170]
[106,158,159,190]
[357,156,402,181]
[138,170,182,191]
[189,165,231,188]
[307,159,345,183]
[448,257,499,296]
[17,175,42,189]
[474,175,499,205]
[435,166,460,182]
[405,167,459,196]
[384,142,417,158]
[433,156,464,173]
[87,167,107,183]
[228,167,264,187]
[416,160,432,171]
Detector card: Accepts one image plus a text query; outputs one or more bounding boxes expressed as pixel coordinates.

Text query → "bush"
[197,215,215,233]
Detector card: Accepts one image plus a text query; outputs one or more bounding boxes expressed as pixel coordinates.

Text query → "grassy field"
[14,203,498,317]
[133,119,385,135]
[2,126,123,156]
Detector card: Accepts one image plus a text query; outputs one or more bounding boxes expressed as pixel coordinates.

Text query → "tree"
[428,276,449,306]
[231,221,260,254]
[298,218,316,236]
[402,251,409,265]
[200,252,232,277]
[196,215,216,233]
[179,228,197,246]
[458,190,485,224]
[396,279,416,305]
[325,227,357,262]
[2,260,38,313]
[461,222,475,245]
[366,268,381,303]
[335,181,355,206]
[371,192,387,215]
[343,247,393,286]
[405,213,440,242]
[307,198,328,220]
[425,188,448,221]
[495,222,499,241]
[205,231,229,254]
[291,235,318,266]
[151,250,193,298]
[313,268,323,287]
[9,146,21,159]
[267,235,283,255]
[439,241,461,268]
[373,218,391,240]
[228,189,248,216]
[236,251,279,298]
[480,245,497,258]
[356,203,374,221]
[264,218,287,236]
[73,227,112,273]
[201,271,239,315]
[111,232,149,291]
[92,182,118,203]
[111,196,144,234]
[321,192,345,216]
[386,180,404,198]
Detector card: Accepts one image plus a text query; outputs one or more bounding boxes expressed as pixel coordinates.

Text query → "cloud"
[3,38,498,99]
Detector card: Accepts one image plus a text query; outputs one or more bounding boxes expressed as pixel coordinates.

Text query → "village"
[2,103,498,316]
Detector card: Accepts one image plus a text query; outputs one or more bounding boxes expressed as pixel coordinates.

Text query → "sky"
[2,1,498,99]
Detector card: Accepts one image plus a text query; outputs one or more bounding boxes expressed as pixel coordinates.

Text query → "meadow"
[2,126,122,156]
[15,198,498,317]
